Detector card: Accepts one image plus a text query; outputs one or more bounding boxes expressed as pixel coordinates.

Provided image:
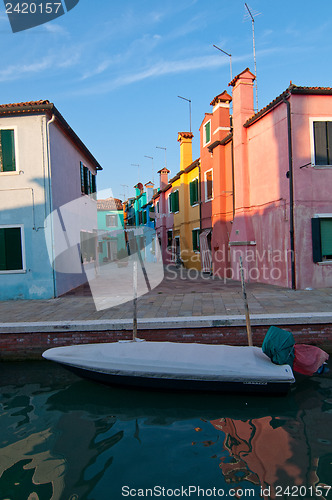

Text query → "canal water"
[0,360,332,500]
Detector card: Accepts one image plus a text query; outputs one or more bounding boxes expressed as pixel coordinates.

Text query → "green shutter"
[174,191,179,212]
[192,229,200,252]
[205,121,211,144]
[80,162,85,193]
[321,219,332,258]
[190,181,194,205]
[190,179,198,205]
[314,122,328,165]
[0,229,6,270]
[0,130,16,172]
[327,122,332,165]
[312,218,322,263]
[0,227,22,270]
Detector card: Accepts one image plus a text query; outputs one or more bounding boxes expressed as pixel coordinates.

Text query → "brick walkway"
[1,266,331,323]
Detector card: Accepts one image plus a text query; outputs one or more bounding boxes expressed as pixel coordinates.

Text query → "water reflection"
[0,361,331,499]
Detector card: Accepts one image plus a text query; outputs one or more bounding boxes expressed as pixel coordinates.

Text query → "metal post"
[133,259,137,341]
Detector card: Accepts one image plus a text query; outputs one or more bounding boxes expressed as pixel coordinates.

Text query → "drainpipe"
[282,94,296,290]
[46,114,57,297]
[230,115,235,220]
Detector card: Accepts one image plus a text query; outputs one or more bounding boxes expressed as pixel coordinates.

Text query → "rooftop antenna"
[144,155,154,185]
[156,146,167,169]
[121,184,128,200]
[244,2,260,112]
[131,163,140,183]
[213,44,232,81]
[177,95,192,133]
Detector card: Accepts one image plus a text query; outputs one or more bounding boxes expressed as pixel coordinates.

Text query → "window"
[167,230,173,249]
[204,120,211,146]
[312,216,332,262]
[80,231,96,262]
[0,129,16,172]
[0,226,24,272]
[313,121,332,166]
[205,170,213,201]
[169,190,179,213]
[143,211,147,224]
[190,178,199,206]
[106,214,118,227]
[80,162,97,196]
[156,201,160,213]
[192,229,200,252]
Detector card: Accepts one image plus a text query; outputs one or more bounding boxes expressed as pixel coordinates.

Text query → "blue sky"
[1,0,332,200]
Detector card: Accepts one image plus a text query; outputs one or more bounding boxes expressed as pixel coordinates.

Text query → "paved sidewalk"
[0,266,331,324]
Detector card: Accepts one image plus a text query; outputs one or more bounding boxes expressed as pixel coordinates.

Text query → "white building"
[0,100,102,299]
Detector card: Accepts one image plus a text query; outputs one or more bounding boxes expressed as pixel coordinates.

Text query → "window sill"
[0,171,19,176]
[316,261,332,265]
[191,203,199,207]
[0,269,26,274]
[205,198,213,203]
[313,165,332,169]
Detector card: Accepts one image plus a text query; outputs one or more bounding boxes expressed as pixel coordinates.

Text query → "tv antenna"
[213,44,232,82]
[244,3,260,112]
[177,95,192,133]
[121,184,128,200]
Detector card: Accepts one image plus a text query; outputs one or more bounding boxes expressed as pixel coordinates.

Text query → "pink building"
[229,69,332,289]
[200,68,332,289]
[153,167,174,265]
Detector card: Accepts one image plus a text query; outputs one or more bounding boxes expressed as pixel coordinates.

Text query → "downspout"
[282,94,296,290]
[230,115,235,220]
[46,114,56,297]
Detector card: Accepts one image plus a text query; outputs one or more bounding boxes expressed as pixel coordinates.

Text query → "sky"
[1,0,332,201]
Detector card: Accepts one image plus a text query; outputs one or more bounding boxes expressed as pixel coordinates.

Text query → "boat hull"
[42,341,295,395]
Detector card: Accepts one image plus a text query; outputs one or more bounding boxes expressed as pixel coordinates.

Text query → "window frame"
[203,119,211,147]
[189,177,199,206]
[0,224,26,273]
[311,214,332,263]
[204,169,213,202]
[169,190,179,214]
[310,117,332,168]
[80,161,97,196]
[106,214,118,228]
[192,227,200,253]
[0,126,19,175]
[80,230,97,263]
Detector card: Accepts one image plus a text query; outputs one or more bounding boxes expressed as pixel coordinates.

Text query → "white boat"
[42,341,295,394]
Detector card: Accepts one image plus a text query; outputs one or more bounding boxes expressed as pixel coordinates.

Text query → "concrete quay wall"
[1,314,332,360]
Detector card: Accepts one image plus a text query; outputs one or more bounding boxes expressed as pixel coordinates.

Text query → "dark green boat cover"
[262,326,295,366]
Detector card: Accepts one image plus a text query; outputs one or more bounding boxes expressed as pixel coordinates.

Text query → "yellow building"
[169,132,201,271]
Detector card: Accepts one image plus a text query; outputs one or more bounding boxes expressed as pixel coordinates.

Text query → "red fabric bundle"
[293,344,329,375]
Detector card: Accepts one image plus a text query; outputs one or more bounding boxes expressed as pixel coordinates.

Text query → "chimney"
[210,91,232,141]
[134,182,144,197]
[177,132,193,170]
[158,167,170,190]
[145,181,154,202]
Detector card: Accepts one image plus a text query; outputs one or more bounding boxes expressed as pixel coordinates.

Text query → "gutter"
[282,94,296,290]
